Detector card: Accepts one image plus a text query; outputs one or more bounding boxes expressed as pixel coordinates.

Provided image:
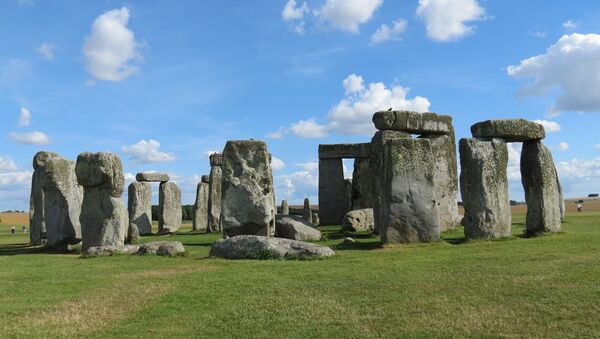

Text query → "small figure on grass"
[11,226,15,234]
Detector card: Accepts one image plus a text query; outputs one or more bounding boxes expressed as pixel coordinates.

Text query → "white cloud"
[35,43,55,60]
[267,128,286,139]
[121,139,176,163]
[274,162,319,204]
[271,156,286,171]
[9,131,51,145]
[416,0,486,42]
[557,142,570,151]
[343,73,365,94]
[0,156,18,172]
[295,161,318,171]
[316,0,383,33]
[533,119,561,133]
[83,7,141,81]
[508,33,600,113]
[18,107,31,126]
[371,19,407,44]
[282,0,309,21]
[563,20,579,29]
[289,118,330,138]
[0,170,32,211]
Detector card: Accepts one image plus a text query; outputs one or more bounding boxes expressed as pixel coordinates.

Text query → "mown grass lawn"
[1,212,600,338]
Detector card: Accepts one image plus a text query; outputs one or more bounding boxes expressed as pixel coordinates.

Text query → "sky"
[2,0,600,211]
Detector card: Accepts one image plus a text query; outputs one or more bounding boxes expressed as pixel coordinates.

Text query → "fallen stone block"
[209,235,335,260]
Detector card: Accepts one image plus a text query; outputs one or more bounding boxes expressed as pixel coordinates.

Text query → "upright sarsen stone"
[193,175,210,232]
[521,141,562,234]
[281,200,289,215]
[30,151,58,245]
[303,198,312,223]
[159,182,182,234]
[318,158,345,225]
[207,153,223,232]
[220,140,275,237]
[76,152,128,250]
[379,138,440,243]
[351,158,372,210]
[459,138,511,239]
[128,182,152,236]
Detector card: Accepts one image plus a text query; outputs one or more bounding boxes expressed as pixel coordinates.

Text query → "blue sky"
[2,0,600,210]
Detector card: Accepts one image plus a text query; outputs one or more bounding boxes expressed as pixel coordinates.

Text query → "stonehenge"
[220,140,276,238]
[193,175,210,232]
[281,200,289,215]
[342,208,374,232]
[128,181,152,237]
[207,152,223,232]
[302,198,312,223]
[158,181,182,234]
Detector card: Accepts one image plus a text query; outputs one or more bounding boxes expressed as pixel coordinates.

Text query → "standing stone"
[351,158,372,210]
[344,178,353,215]
[207,153,223,232]
[302,198,312,223]
[521,140,562,234]
[76,152,128,251]
[459,138,511,239]
[312,211,320,226]
[30,151,59,245]
[193,175,210,232]
[221,140,275,237]
[421,131,461,231]
[281,200,289,215]
[128,182,152,236]
[318,158,345,226]
[158,182,182,234]
[370,130,410,234]
[379,138,440,243]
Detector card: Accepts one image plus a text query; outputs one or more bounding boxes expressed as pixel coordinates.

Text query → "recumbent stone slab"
[135,172,170,182]
[209,235,334,260]
[275,215,321,241]
[470,119,545,142]
[342,208,374,232]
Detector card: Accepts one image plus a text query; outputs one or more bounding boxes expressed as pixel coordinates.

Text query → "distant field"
[0,212,28,226]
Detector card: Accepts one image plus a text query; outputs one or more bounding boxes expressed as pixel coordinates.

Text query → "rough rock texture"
[275,215,321,241]
[128,182,152,236]
[318,143,371,159]
[210,235,334,260]
[521,141,562,234]
[370,130,410,235]
[135,172,170,182]
[342,208,374,232]
[471,119,545,142]
[84,241,185,256]
[158,182,182,234]
[207,153,223,232]
[30,151,59,245]
[302,198,312,223]
[421,131,461,231]
[372,110,453,134]
[312,212,320,226]
[281,200,289,215]
[193,180,209,232]
[379,138,440,243]
[459,138,511,239]
[318,158,345,226]
[76,152,128,250]
[220,140,276,237]
[351,158,373,210]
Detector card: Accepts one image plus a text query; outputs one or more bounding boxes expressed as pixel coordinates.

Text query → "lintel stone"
[136,172,170,182]
[318,143,371,159]
[372,110,453,135]
[470,119,545,142]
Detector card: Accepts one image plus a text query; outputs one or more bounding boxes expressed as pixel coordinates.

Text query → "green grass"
[1,213,600,338]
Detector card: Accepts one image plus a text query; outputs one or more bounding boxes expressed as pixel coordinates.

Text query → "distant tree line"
[589,193,599,198]
[151,205,195,221]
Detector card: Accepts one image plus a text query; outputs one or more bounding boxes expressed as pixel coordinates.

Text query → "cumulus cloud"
[0,156,18,171]
[0,169,32,210]
[274,162,319,203]
[282,0,310,34]
[371,19,407,44]
[343,73,365,94]
[18,107,31,126]
[83,7,141,81]
[557,142,570,151]
[289,119,330,138]
[533,119,561,133]
[121,139,176,163]
[316,0,383,33]
[508,33,600,113]
[35,43,55,60]
[416,0,486,42]
[271,156,286,171]
[9,131,51,145]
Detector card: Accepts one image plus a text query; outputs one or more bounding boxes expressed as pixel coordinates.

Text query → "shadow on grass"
[0,243,78,256]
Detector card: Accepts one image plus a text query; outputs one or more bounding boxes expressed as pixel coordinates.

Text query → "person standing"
[577,203,583,212]
[11,226,15,234]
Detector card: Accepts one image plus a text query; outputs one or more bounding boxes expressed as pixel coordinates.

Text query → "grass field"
[1,210,600,338]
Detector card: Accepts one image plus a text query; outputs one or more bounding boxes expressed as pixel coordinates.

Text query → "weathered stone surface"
[158,181,182,234]
[210,235,334,260]
[128,182,152,236]
[135,172,170,182]
[84,241,185,256]
[201,175,210,183]
[421,131,461,231]
[275,215,321,241]
[221,140,276,237]
[193,180,209,232]
[370,130,410,235]
[351,158,372,210]
[302,198,312,223]
[342,208,374,232]
[379,138,440,243]
[84,244,140,256]
[207,154,223,233]
[318,143,371,159]
[521,141,562,234]
[344,178,353,215]
[318,158,346,225]
[459,138,511,239]
[76,152,128,250]
[312,212,320,226]
[372,110,453,134]
[471,119,545,142]
[281,200,289,215]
